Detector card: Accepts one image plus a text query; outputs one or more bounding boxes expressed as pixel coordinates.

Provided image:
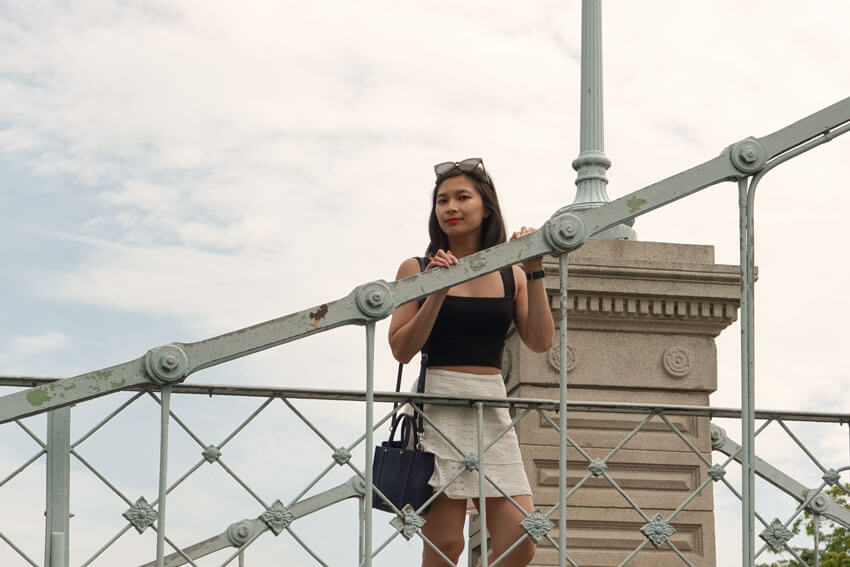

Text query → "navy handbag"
[371,354,434,515]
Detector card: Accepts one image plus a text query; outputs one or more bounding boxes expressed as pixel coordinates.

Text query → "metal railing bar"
[217,397,275,450]
[536,410,588,460]
[72,392,146,448]
[666,476,713,521]
[154,460,205,504]
[617,538,650,567]
[16,419,46,448]
[215,460,268,509]
[70,449,134,505]
[477,401,489,567]
[0,374,58,386]
[490,531,530,567]
[156,384,172,567]
[146,392,207,450]
[539,530,579,567]
[716,476,770,529]
[80,524,133,567]
[481,473,529,514]
[657,413,712,468]
[363,322,375,567]
[0,449,45,488]
[598,472,651,523]
[280,397,340,454]
[558,252,568,567]
[741,164,755,567]
[286,460,337,510]
[414,534,457,567]
[481,406,533,455]
[285,526,330,567]
[161,532,201,567]
[3,374,850,423]
[665,539,695,567]
[344,401,402,457]
[0,528,40,566]
[775,418,831,474]
[601,411,657,463]
[219,528,264,567]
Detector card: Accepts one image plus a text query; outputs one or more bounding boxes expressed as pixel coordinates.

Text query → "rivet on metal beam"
[355,281,393,319]
[546,213,586,252]
[144,344,189,385]
[729,137,767,174]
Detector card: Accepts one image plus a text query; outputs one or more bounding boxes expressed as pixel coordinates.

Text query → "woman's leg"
[476,494,536,567]
[420,494,468,566]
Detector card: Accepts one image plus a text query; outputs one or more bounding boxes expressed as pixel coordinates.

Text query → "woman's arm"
[388,251,458,363]
[511,228,554,353]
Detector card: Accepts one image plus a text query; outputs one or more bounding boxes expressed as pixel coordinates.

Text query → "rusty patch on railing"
[309,304,329,328]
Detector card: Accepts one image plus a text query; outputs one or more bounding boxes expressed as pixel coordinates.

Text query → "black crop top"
[421,264,515,368]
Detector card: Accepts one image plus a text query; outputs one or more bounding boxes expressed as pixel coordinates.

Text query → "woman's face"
[434,174,487,238]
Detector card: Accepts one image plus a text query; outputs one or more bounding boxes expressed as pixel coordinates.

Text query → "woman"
[388,158,554,567]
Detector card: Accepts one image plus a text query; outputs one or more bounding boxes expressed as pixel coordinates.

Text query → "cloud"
[0,331,71,368]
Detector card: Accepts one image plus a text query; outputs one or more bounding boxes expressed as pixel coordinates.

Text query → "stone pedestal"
[469,239,740,567]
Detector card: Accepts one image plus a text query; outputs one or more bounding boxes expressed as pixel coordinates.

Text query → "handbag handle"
[389,256,431,436]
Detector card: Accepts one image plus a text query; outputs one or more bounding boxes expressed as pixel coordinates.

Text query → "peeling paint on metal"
[309,305,328,321]
[309,304,329,328]
[27,386,53,406]
[626,196,647,213]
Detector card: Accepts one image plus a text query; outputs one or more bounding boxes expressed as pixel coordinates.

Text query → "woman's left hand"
[510,226,543,272]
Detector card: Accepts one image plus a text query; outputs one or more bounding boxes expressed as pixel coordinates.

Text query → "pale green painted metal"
[477,401,488,567]
[363,322,375,567]
[567,0,635,240]
[558,253,569,567]
[45,408,71,567]
[2,376,849,565]
[156,385,172,567]
[739,177,756,567]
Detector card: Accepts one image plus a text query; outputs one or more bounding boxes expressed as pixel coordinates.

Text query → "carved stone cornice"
[550,291,738,336]
[541,240,742,337]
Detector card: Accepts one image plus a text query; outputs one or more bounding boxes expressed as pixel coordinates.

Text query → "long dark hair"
[425,169,507,257]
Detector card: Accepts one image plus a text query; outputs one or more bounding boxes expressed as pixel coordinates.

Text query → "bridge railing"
[1,96,849,566]
[1,378,848,566]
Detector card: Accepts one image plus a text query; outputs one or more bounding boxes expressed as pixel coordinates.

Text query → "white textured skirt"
[412,368,532,500]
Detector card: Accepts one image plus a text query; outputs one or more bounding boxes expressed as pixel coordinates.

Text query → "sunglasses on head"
[434,158,489,182]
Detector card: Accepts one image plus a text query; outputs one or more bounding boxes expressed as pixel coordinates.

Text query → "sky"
[1,1,849,566]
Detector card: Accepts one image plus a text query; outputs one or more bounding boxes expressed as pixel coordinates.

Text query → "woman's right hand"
[426,249,459,270]
[388,252,456,363]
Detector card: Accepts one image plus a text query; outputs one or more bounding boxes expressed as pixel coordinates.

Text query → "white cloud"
[0,331,71,368]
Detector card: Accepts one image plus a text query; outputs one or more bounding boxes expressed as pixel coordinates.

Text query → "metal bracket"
[138,475,365,567]
[711,424,850,527]
[144,345,189,385]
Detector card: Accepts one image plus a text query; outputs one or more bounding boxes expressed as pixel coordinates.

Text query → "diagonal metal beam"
[137,475,365,567]
[1,96,848,425]
[712,425,850,528]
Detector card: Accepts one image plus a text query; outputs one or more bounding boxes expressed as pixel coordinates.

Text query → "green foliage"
[757,484,850,567]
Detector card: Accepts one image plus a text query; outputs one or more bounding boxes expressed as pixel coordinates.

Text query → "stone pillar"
[470,239,740,566]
